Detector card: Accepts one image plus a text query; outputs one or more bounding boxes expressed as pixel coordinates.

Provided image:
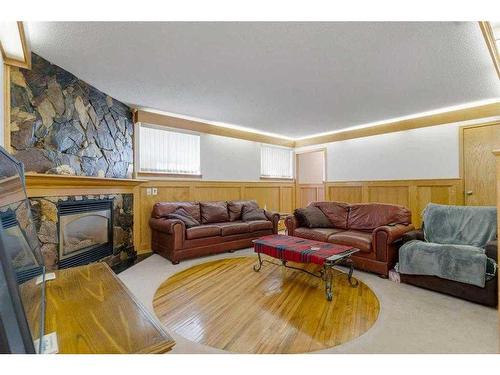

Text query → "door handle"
[466,191,473,196]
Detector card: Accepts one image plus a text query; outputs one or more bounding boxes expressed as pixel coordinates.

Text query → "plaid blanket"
[253,234,355,266]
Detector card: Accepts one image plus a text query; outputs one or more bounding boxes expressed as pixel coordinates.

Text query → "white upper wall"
[296,117,500,182]
[178,117,500,182]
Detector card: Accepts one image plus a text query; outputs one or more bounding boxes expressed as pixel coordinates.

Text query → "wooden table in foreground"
[22,262,175,354]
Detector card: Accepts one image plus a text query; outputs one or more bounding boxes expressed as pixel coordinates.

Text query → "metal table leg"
[253,251,263,272]
[324,264,333,301]
[346,258,359,287]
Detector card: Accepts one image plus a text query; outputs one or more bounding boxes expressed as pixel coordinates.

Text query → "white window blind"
[139,125,201,175]
[260,145,293,179]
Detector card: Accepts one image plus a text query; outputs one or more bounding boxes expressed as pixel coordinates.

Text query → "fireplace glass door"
[59,209,111,260]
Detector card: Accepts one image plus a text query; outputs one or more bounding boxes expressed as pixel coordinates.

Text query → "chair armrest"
[400,229,425,245]
[149,217,185,235]
[373,224,415,245]
[264,210,280,234]
[284,215,299,235]
[485,240,497,262]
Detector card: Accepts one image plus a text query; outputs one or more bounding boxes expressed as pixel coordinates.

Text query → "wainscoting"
[23,174,463,254]
[296,184,325,208]
[326,179,464,228]
[137,180,295,253]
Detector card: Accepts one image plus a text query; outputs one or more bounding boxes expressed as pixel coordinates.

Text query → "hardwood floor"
[153,256,379,353]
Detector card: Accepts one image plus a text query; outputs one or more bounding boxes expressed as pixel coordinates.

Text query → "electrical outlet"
[152,187,158,195]
[146,188,152,196]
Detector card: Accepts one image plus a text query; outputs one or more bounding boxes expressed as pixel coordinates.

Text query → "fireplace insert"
[57,199,113,269]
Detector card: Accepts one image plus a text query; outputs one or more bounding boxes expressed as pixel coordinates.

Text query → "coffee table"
[252,234,359,301]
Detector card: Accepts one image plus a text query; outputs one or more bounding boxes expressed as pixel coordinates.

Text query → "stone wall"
[30,194,134,270]
[10,53,134,178]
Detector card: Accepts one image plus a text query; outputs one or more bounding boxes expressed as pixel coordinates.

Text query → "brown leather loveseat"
[150,200,279,264]
[285,201,414,276]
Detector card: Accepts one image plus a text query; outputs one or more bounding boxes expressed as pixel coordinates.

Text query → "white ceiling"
[27,22,500,139]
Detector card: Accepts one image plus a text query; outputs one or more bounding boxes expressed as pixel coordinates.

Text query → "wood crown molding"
[479,21,500,79]
[136,102,500,149]
[295,102,500,147]
[0,22,31,70]
[134,109,295,148]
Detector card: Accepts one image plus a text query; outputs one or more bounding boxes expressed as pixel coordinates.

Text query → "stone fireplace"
[57,199,113,269]
[30,193,134,270]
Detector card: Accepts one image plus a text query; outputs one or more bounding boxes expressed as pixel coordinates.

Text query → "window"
[139,125,201,175]
[260,144,293,179]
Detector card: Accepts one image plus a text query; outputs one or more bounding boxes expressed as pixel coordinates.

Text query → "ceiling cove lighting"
[137,107,296,141]
[479,21,500,79]
[140,98,500,144]
[294,98,500,141]
[0,21,31,69]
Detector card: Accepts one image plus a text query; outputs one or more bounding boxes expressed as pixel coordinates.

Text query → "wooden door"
[463,123,500,205]
[296,150,326,208]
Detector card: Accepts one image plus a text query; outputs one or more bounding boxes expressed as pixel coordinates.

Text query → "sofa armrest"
[400,229,425,245]
[372,224,414,264]
[485,240,497,262]
[264,210,280,234]
[149,217,185,235]
[374,224,415,245]
[284,215,299,236]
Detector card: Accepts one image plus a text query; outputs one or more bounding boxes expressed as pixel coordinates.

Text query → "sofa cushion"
[328,230,372,253]
[294,227,344,242]
[186,225,221,240]
[348,203,411,230]
[227,200,259,221]
[242,206,268,221]
[311,201,349,229]
[165,207,200,228]
[294,206,332,228]
[247,220,273,232]
[216,222,251,236]
[200,201,230,224]
[152,201,201,222]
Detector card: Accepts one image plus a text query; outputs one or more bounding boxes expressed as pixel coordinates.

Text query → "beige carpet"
[119,249,499,354]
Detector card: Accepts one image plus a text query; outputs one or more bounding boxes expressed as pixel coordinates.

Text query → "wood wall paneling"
[326,179,463,228]
[280,186,294,214]
[327,186,363,204]
[367,186,409,207]
[296,184,325,208]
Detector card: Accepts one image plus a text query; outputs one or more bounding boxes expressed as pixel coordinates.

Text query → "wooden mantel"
[24,172,146,198]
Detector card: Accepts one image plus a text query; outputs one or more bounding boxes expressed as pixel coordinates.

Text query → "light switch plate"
[152,187,158,195]
[146,188,152,195]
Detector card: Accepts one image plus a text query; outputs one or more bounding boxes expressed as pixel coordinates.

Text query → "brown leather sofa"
[285,201,414,276]
[150,200,279,264]
[399,229,498,307]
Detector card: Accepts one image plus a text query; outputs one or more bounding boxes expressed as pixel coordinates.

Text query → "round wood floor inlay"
[153,256,380,353]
